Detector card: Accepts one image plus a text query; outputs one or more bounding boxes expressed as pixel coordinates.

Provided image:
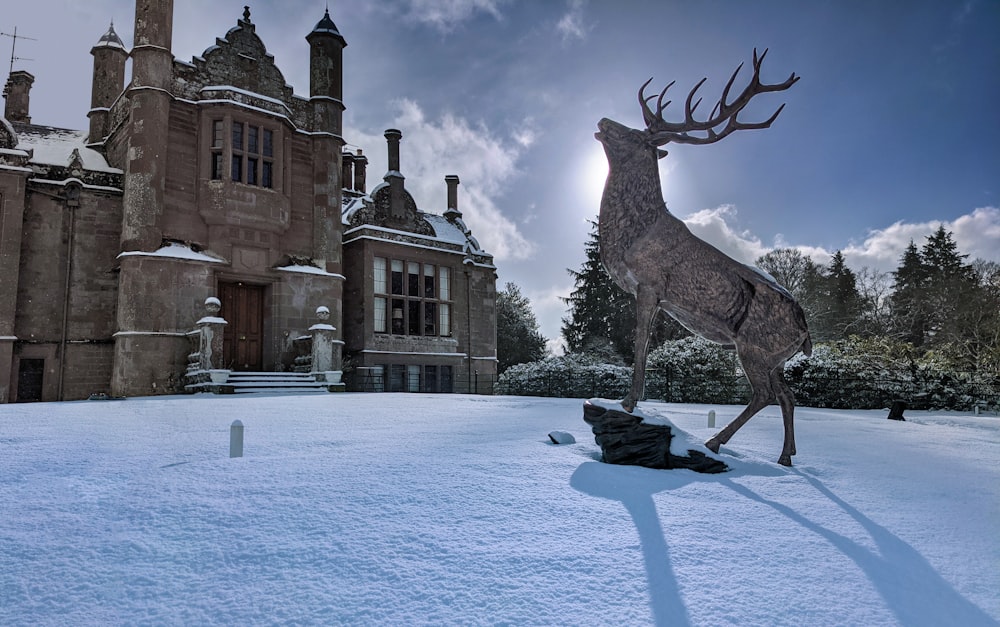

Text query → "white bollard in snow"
[230,420,244,458]
[708,410,716,428]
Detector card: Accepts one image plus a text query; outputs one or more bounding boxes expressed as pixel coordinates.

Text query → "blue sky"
[5,0,998,342]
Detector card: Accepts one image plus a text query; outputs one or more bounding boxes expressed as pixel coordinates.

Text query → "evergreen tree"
[919,227,979,361]
[496,282,547,374]
[562,219,685,365]
[890,240,929,345]
[815,251,863,341]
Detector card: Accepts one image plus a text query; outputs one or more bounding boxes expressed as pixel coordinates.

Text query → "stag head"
[597,48,799,161]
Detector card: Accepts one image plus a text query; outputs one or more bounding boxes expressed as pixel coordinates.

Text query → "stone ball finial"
[316,305,331,321]
[205,296,222,315]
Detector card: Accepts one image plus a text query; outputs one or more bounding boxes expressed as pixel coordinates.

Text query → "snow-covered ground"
[2,393,998,626]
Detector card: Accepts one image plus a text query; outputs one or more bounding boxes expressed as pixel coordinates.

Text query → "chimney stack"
[444,175,461,219]
[384,129,405,218]
[353,149,367,193]
[341,151,355,191]
[3,71,35,124]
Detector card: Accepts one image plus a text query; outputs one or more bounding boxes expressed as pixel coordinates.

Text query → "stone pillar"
[197,297,228,375]
[309,306,342,384]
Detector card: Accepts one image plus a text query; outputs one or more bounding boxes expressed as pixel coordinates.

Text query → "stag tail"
[801,333,813,357]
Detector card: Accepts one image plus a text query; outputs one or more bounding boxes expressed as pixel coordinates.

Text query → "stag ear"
[657,148,669,159]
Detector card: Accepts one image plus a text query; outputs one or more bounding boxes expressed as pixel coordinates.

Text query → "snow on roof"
[422,213,471,247]
[15,125,121,173]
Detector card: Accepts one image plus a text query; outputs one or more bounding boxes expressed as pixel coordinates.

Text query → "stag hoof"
[777,455,793,467]
[705,438,720,454]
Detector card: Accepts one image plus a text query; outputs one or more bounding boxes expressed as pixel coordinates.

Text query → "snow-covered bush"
[495,335,998,411]
[783,336,999,410]
[645,336,748,404]
[494,354,630,398]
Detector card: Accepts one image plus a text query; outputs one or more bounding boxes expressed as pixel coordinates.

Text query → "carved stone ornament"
[595,49,809,466]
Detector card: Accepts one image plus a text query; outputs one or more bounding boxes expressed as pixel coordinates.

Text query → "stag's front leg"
[622,288,659,413]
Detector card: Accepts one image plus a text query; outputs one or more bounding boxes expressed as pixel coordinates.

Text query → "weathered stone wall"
[111,255,216,396]
[270,270,344,371]
[63,342,116,399]
[11,186,122,401]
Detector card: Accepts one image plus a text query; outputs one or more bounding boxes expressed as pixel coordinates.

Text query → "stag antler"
[639,48,799,146]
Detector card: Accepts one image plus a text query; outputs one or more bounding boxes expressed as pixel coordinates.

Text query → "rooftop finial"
[243,5,251,22]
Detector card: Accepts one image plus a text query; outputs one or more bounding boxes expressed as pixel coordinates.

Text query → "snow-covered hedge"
[644,336,748,404]
[496,336,999,411]
[494,354,630,398]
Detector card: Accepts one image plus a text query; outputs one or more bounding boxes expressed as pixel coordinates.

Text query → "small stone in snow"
[548,431,576,445]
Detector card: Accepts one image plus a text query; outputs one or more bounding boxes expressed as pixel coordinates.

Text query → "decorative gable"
[347,183,435,237]
[172,12,293,105]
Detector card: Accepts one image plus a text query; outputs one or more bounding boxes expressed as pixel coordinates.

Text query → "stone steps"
[186,371,343,395]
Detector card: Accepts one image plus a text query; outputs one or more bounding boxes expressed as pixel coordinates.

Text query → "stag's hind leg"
[705,366,773,454]
[772,367,796,466]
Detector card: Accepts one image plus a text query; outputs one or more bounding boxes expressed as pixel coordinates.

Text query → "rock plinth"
[583,401,728,474]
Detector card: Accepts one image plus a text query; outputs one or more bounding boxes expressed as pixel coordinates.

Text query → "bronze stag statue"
[594,49,811,466]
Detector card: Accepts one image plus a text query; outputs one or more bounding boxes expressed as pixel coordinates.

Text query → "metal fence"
[343,370,497,395]
[497,367,1000,412]
[340,364,999,412]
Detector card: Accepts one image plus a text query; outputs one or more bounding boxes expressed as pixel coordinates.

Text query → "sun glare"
[580,145,609,213]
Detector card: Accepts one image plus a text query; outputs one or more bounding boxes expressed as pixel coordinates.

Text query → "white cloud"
[346,99,535,261]
[843,206,1000,272]
[556,0,590,43]
[681,205,768,265]
[397,0,508,31]
[679,204,1000,275]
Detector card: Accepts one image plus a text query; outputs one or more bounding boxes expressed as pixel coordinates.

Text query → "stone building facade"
[0,2,497,402]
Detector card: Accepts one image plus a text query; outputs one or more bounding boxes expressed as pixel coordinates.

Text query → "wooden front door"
[220,282,265,371]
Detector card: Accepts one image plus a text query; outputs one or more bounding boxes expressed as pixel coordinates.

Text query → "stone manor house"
[0,2,497,402]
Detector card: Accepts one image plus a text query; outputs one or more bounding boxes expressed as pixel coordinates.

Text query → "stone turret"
[88,22,128,143]
[306,8,347,135]
[305,8,348,271]
[120,0,173,251]
[2,71,34,124]
[111,0,176,398]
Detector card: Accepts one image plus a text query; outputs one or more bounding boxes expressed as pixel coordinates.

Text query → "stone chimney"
[3,71,35,124]
[444,175,461,219]
[353,148,367,193]
[341,151,354,191]
[384,129,405,218]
